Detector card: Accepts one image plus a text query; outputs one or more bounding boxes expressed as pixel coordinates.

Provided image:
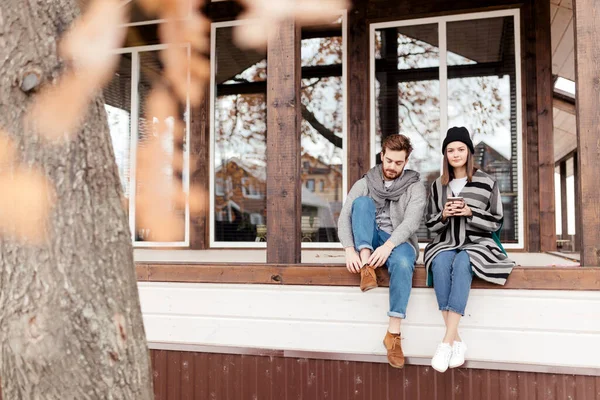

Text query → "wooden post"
[572,152,581,252]
[574,0,600,266]
[190,88,210,249]
[535,0,556,251]
[347,0,370,186]
[559,160,568,241]
[266,20,302,263]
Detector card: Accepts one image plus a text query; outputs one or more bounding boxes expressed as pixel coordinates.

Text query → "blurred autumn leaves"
[2,0,347,244]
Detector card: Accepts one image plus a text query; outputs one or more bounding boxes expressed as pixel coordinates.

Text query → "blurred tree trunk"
[0,0,154,398]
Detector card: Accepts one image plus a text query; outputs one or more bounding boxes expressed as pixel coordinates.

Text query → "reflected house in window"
[301,152,343,217]
[214,158,266,242]
[214,157,338,242]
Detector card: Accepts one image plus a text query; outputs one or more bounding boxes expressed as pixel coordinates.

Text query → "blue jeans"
[431,250,473,316]
[351,197,416,319]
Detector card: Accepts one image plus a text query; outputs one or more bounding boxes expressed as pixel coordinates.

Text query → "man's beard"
[383,169,399,180]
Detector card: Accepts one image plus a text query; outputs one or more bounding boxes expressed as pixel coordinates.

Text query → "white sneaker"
[431,343,452,373]
[449,341,467,368]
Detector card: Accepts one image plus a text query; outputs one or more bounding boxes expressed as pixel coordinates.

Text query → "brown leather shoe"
[383,331,405,368]
[360,265,378,292]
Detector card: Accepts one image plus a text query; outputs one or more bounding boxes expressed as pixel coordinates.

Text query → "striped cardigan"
[423,170,515,286]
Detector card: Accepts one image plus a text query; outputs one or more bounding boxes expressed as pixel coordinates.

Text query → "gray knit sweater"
[337,177,427,254]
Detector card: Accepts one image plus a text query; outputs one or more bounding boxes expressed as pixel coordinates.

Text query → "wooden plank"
[166,351,181,399]
[574,375,596,400]
[138,263,600,290]
[180,351,194,400]
[573,0,600,267]
[559,161,569,239]
[553,97,576,114]
[552,18,574,73]
[193,353,209,399]
[535,0,557,252]
[559,49,576,81]
[347,0,371,186]
[550,6,573,56]
[266,20,302,263]
[152,350,168,400]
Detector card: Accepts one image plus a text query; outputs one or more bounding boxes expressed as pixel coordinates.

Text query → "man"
[337,134,426,368]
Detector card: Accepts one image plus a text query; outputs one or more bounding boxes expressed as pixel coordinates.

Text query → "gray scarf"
[365,166,420,212]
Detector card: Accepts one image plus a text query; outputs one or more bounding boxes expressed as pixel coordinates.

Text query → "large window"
[104,44,191,247]
[371,10,523,247]
[210,16,347,248]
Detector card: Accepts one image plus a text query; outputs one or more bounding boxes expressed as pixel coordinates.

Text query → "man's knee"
[352,196,375,212]
[389,255,415,275]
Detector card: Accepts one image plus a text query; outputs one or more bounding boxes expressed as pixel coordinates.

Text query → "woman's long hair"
[441,150,475,186]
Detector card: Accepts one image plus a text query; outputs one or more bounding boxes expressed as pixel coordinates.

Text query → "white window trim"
[209,13,347,249]
[113,43,191,247]
[241,177,262,199]
[369,9,524,249]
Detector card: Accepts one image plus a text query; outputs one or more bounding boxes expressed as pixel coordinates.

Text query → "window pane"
[300,20,345,244]
[213,25,267,243]
[447,16,519,242]
[374,24,440,242]
[136,50,187,243]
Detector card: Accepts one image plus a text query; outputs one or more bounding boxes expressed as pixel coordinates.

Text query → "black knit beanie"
[442,126,474,154]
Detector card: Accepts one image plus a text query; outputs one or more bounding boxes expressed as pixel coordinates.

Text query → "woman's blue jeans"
[431,249,473,316]
[351,196,416,319]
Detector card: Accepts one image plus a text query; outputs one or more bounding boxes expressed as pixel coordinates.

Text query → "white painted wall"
[139,282,600,373]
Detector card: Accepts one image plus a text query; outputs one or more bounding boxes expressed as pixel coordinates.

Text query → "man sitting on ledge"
[337,134,426,368]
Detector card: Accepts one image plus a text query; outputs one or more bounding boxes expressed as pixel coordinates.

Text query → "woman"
[424,127,515,373]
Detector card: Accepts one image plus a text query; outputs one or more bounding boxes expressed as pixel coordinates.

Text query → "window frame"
[111,43,192,248]
[209,16,348,249]
[369,9,525,249]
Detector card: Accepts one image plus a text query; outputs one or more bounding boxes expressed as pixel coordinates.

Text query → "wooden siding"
[150,350,600,400]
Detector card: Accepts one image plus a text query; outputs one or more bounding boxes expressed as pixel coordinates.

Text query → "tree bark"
[0,1,154,398]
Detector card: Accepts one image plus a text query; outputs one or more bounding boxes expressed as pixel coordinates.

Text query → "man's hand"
[345,247,362,273]
[368,241,395,268]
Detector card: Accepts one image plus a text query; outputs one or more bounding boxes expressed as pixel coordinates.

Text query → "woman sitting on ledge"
[424,127,515,373]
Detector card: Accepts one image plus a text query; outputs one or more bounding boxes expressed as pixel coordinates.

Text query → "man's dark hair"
[381,134,413,157]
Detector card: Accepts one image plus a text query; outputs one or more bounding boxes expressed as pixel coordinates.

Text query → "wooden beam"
[266,21,302,263]
[204,1,244,22]
[535,0,557,252]
[367,0,520,21]
[347,0,370,186]
[190,86,210,249]
[136,263,600,291]
[553,94,576,114]
[523,2,541,252]
[559,161,568,240]
[573,0,600,267]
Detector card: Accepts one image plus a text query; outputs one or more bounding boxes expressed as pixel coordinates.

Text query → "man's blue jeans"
[431,250,473,316]
[351,196,416,319]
